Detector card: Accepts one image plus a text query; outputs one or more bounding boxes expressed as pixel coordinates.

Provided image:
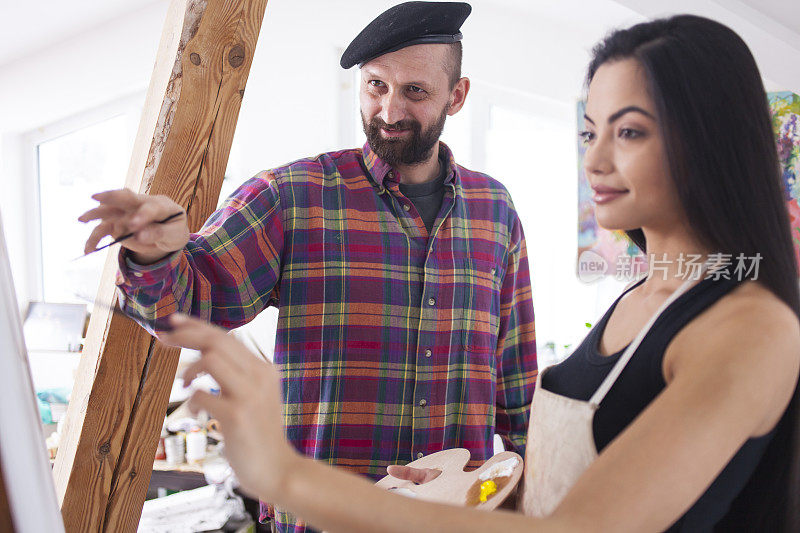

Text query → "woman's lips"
[592,186,628,204]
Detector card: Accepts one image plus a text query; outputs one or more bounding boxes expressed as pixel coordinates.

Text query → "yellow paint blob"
[479,480,497,502]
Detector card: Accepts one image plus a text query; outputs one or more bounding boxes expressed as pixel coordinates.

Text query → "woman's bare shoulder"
[674,281,800,346]
[713,281,798,330]
[667,281,800,436]
[667,281,800,377]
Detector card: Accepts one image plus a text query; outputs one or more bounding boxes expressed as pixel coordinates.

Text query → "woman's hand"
[160,313,300,500]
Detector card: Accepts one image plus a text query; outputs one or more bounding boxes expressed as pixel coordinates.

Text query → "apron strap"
[588,263,712,407]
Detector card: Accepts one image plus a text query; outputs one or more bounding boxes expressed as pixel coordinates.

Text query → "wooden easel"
[53,1,268,531]
[0,454,14,531]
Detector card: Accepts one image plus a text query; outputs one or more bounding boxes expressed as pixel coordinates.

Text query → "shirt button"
[417,452,424,459]
[490,267,497,276]
[134,272,144,278]
[428,297,436,307]
[403,203,410,211]
[424,349,432,358]
[419,398,427,407]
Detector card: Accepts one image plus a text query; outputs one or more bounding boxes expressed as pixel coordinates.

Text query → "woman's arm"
[161,314,552,533]
[161,291,799,532]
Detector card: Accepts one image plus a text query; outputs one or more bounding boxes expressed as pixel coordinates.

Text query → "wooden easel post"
[53,1,268,530]
[0,457,14,531]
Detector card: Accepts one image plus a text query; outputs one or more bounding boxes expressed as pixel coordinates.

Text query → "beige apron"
[519,275,702,517]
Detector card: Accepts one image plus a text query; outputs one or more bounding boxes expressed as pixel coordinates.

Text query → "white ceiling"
[0,0,800,87]
[736,0,800,34]
[0,0,160,67]
[0,0,797,71]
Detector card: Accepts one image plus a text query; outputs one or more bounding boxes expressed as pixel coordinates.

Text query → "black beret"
[340,2,472,69]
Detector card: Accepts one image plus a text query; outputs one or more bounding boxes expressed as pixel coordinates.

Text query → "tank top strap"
[588,271,706,407]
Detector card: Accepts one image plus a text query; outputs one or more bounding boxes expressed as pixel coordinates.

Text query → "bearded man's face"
[359,44,456,166]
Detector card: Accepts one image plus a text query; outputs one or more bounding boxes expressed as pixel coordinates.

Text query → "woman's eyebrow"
[608,105,656,123]
[584,106,656,126]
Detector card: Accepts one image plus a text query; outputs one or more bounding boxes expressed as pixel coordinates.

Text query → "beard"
[362,104,449,167]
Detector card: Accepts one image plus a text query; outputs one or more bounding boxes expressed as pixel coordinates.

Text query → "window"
[28,97,140,305]
[20,97,141,426]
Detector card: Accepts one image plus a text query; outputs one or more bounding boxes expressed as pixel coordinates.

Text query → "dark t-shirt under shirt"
[398,155,447,234]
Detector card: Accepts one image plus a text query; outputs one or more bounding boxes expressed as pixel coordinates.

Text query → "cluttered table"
[150,460,207,494]
[26,305,265,531]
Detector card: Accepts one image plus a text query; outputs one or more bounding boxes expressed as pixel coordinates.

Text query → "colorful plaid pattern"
[118,142,537,532]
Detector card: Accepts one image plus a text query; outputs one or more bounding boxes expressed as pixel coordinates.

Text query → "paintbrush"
[77,211,185,259]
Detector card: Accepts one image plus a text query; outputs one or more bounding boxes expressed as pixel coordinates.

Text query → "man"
[80,2,536,531]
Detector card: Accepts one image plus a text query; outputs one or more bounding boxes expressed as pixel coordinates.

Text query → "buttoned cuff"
[117,249,182,288]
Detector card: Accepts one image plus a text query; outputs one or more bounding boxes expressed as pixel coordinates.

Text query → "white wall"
[0,134,30,307]
[1,0,798,358]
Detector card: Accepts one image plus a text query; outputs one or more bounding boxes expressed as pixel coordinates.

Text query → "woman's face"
[582,59,684,234]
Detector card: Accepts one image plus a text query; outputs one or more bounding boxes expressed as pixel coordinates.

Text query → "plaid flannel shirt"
[118,142,537,532]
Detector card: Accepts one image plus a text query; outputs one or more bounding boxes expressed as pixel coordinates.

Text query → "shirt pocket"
[459,258,501,354]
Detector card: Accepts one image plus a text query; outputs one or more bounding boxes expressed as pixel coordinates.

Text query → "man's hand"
[160,314,299,500]
[385,465,441,484]
[78,189,189,264]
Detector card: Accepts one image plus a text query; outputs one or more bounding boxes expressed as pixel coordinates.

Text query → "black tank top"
[541,277,774,532]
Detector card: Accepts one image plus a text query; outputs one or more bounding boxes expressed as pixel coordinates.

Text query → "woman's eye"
[619,128,643,139]
[578,130,595,144]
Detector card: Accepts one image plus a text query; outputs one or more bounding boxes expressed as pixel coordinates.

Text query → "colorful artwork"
[577,92,800,279]
[769,91,800,268]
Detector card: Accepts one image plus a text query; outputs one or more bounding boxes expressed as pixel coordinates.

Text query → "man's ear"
[447,77,470,116]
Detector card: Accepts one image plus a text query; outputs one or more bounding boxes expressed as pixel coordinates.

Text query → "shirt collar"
[362,141,460,189]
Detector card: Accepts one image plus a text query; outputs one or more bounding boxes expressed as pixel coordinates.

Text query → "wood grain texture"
[53,0,268,531]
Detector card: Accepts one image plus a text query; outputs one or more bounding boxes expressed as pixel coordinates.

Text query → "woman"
[162,15,800,532]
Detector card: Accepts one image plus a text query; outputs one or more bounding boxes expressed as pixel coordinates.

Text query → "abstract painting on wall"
[577,92,800,279]
[770,91,800,268]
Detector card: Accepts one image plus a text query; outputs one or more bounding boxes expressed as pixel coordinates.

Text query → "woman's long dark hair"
[587,15,800,532]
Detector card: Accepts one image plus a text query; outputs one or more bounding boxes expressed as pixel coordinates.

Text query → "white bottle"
[164,434,185,465]
[185,427,207,464]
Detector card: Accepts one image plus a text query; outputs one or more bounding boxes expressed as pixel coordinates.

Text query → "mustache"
[369,117,421,132]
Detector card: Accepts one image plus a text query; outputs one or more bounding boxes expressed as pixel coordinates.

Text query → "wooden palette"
[375,449,523,510]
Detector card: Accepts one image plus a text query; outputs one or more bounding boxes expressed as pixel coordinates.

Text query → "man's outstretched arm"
[80,172,284,331]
